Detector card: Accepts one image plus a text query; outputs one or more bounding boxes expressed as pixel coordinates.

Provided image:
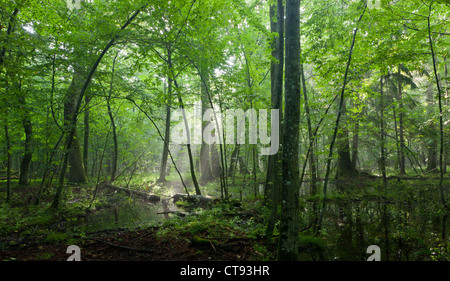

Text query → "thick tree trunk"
[199,70,214,185]
[64,69,88,184]
[19,97,33,185]
[19,117,33,185]
[336,101,354,179]
[265,0,284,208]
[278,0,300,261]
[228,144,239,175]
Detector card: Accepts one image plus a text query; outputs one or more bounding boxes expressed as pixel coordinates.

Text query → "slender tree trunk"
[4,125,12,203]
[444,56,449,174]
[83,94,90,177]
[301,43,318,229]
[398,65,406,175]
[380,75,387,188]
[107,53,119,182]
[177,91,201,195]
[427,3,447,252]
[393,107,401,171]
[266,0,284,239]
[351,105,360,172]
[168,46,201,195]
[316,6,365,235]
[277,0,300,261]
[158,80,171,183]
[426,84,438,173]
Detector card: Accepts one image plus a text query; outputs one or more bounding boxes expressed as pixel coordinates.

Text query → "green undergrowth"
[157,199,268,242]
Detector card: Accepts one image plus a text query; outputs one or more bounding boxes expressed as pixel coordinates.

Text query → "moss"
[298,235,327,251]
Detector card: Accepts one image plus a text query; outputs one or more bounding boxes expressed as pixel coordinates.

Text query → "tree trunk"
[107,53,119,182]
[300,39,318,230]
[64,68,88,184]
[398,65,406,175]
[380,75,387,188]
[266,1,284,238]
[238,155,248,175]
[83,94,90,177]
[336,100,353,179]
[4,124,12,203]
[228,144,239,175]
[444,56,449,174]
[19,98,33,185]
[169,45,201,196]
[277,0,300,261]
[351,105,360,172]
[427,4,447,250]
[211,143,221,178]
[426,84,438,173]
[316,7,365,234]
[158,79,171,183]
[199,70,214,185]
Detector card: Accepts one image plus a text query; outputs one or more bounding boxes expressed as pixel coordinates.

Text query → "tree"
[266,0,284,239]
[278,0,300,261]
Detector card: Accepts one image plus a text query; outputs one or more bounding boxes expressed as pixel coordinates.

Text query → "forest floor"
[0,226,276,261]
[0,180,277,261]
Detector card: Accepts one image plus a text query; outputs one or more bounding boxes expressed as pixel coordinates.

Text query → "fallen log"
[103,183,160,203]
[172,193,216,205]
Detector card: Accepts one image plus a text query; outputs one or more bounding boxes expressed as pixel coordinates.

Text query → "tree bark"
[380,75,387,188]
[4,124,12,203]
[398,65,406,175]
[158,79,171,183]
[427,3,447,250]
[199,75,214,184]
[277,0,300,261]
[107,53,119,182]
[19,97,33,186]
[266,0,284,238]
[64,68,88,184]
[426,84,438,173]
[83,94,90,177]
[169,45,201,195]
[336,100,354,179]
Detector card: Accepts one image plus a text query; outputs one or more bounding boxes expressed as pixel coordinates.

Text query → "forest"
[0,0,449,262]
